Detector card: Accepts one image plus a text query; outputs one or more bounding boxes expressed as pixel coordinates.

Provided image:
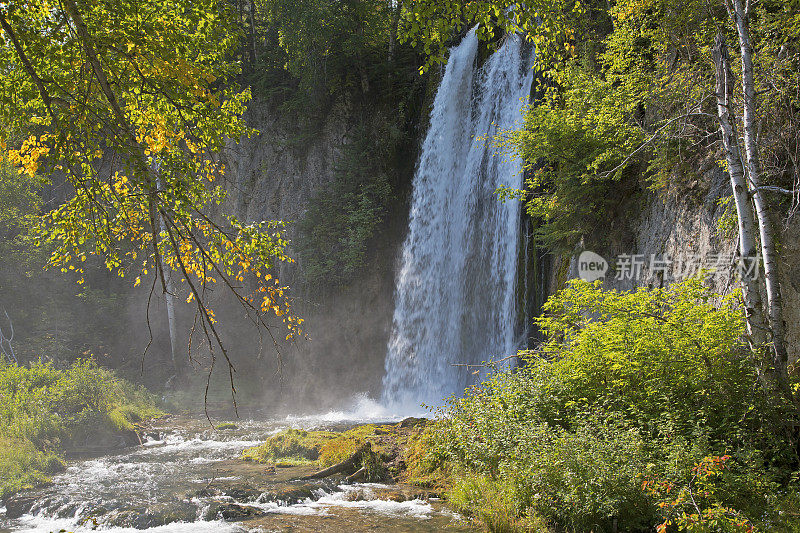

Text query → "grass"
[448,475,553,533]
[0,359,163,498]
[398,427,451,489]
[274,456,317,467]
[242,429,339,463]
[0,437,65,498]
[242,423,423,481]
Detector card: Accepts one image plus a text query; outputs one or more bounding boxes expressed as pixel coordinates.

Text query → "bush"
[424,280,796,532]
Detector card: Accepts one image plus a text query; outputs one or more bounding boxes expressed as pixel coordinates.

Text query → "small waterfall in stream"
[381,28,535,409]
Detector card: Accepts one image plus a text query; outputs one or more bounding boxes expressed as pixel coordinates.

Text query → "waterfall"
[381,28,535,409]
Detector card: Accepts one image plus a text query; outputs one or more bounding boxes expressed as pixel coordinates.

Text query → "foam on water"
[245,484,437,520]
[133,434,263,456]
[10,516,245,533]
[285,394,427,426]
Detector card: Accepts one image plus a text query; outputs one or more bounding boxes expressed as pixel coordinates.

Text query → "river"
[0,413,473,532]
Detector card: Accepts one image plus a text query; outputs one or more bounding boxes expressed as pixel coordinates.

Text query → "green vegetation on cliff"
[0,359,162,498]
[296,122,397,287]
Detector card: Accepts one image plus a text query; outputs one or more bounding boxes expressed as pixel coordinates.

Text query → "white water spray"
[381,29,534,409]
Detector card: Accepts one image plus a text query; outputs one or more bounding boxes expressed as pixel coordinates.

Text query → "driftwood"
[300,444,370,480]
[346,466,367,483]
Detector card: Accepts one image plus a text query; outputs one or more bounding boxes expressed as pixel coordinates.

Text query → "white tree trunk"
[163,259,180,378]
[154,169,180,379]
[389,1,402,62]
[730,0,789,387]
[712,33,771,361]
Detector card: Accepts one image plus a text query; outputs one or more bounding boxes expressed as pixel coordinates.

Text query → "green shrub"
[0,437,62,498]
[0,359,162,447]
[425,280,796,532]
[533,278,771,445]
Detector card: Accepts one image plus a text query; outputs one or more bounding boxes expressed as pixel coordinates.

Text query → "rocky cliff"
[553,163,800,364]
[221,97,416,412]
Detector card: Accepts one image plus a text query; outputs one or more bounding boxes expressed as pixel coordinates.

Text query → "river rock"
[3,493,40,519]
[67,428,141,455]
[374,486,433,502]
[345,486,431,503]
[222,486,262,502]
[106,502,196,529]
[188,487,221,498]
[257,486,315,505]
[144,431,162,442]
[203,502,265,521]
[397,417,427,428]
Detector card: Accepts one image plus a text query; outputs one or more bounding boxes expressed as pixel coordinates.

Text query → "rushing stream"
[0,415,471,533]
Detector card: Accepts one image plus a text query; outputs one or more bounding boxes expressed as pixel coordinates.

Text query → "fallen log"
[300,444,370,480]
[346,466,366,483]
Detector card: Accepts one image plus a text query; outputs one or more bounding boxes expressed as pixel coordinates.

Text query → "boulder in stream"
[3,493,40,519]
[257,486,316,505]
[203,502,266,521]
[105,502,196,529]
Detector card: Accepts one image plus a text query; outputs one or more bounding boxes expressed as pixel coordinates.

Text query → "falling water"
[381,28,534,409]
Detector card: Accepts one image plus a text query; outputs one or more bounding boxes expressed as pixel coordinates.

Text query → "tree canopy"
[0,0,302,395]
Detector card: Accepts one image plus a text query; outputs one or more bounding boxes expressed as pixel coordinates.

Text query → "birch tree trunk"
[155,170,180,380]
[729,0,789,389]
[389,1,402,62]
[712,33,772,371]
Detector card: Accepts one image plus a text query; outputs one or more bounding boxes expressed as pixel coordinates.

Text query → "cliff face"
[554,165,800,364]
[221,98,407,412]
[224,100,348,243]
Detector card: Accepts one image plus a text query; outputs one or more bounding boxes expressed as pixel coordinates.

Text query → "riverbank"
[398,281,800,533]
[0,359,163,499]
